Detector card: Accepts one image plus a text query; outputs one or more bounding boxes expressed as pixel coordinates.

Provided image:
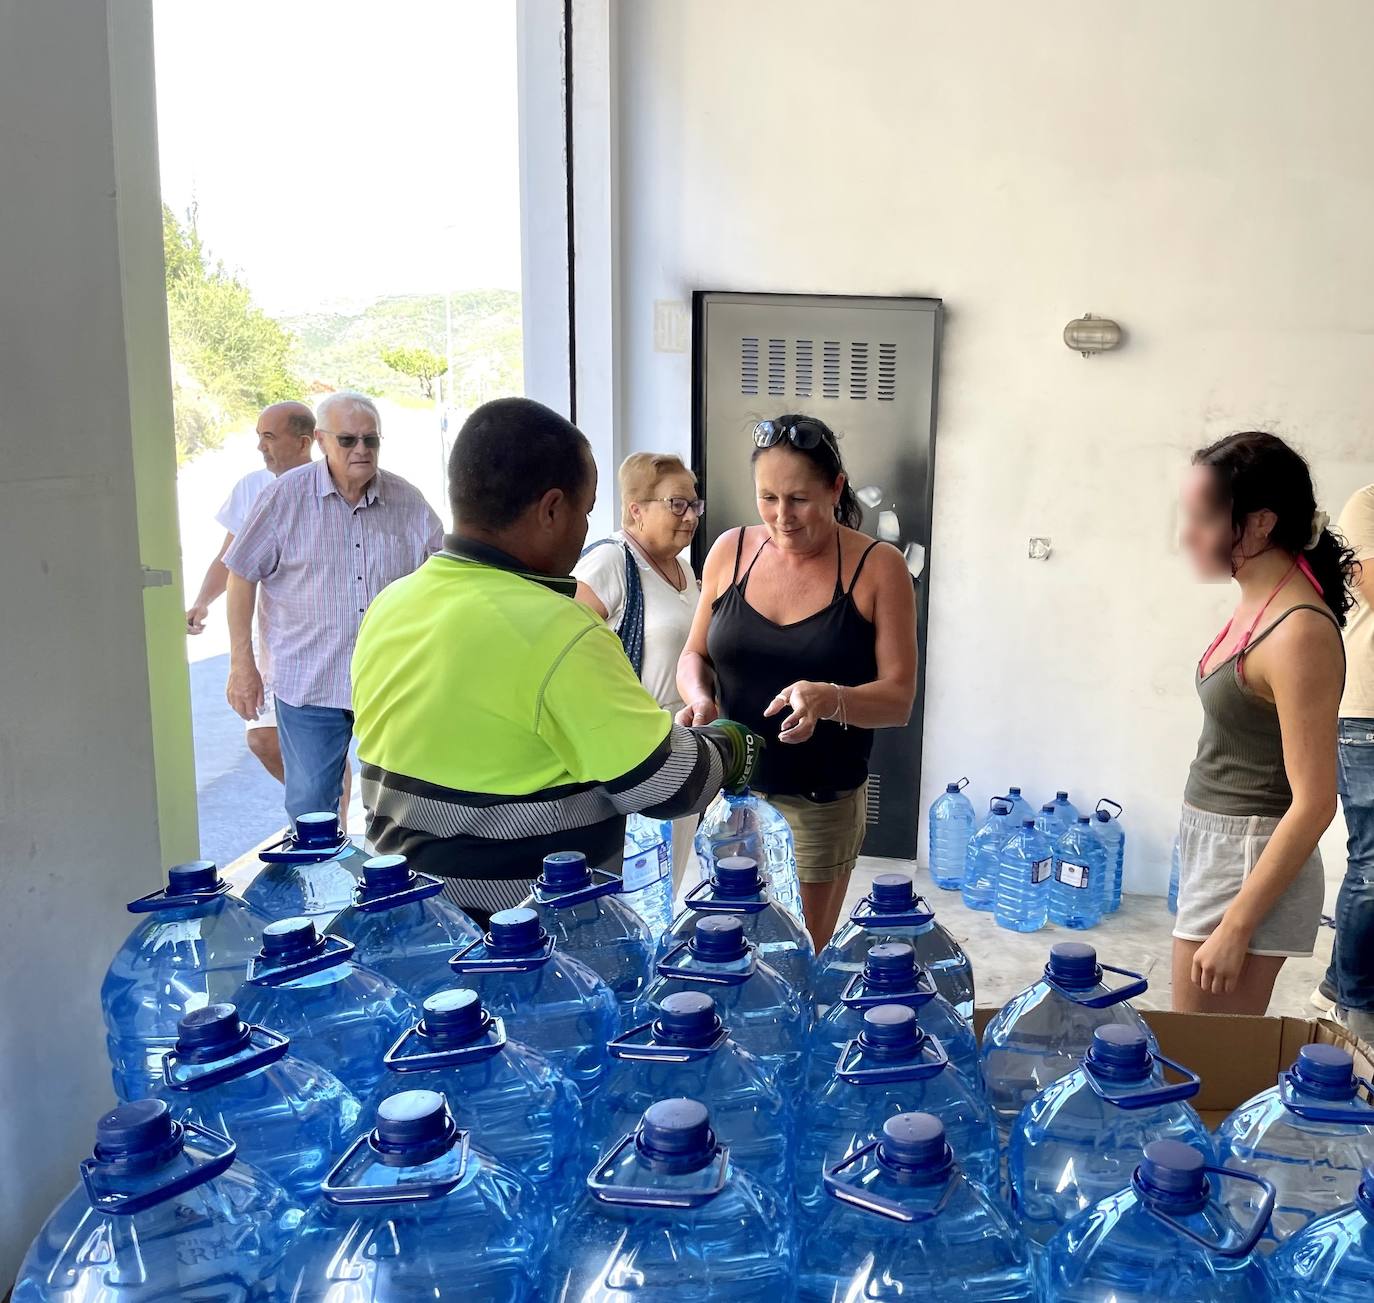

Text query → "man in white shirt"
[186,401,315,781]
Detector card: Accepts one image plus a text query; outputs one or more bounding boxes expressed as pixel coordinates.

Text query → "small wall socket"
[1028,537,1052,560]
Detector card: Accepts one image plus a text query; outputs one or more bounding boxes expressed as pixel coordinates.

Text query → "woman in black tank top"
[677,415,918,946]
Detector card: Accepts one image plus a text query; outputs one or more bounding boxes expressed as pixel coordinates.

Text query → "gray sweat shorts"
[1172,803,1324,957]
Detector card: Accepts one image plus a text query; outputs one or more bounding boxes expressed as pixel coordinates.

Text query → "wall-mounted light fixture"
[1063,313,1122,357]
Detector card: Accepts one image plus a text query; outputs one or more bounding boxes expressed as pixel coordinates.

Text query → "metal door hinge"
[141,566,173,588]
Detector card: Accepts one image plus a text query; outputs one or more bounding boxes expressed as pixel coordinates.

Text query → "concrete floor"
[838,856,1334,1019]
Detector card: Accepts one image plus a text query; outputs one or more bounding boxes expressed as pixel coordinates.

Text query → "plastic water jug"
[102,859,271,1102]
[1268,1163,1374,1300]
[696,788,804,923]
[12,1099,297,1303]
[798,1112,1035,1302]
[637,915,807,1093]
[449,906,619,1103]
[374,988,584,1211]
[1005,785,1035,825]
[233,917,416,1102]
[982,941,1156,1135]
[602,991,792,1194]
[155,1002,361,1203]
[328,854,481,1004]
[928,777,975,890]
[1010,1024,1215,1253]
[241,810,360,926]
[1169,834,1182,915]
[280,1090,543,1302]
[1050,816,1108,930]
[622,813,676,939]
[1041,1139,1276,1301]
[797,1005,999,1210]
[1091,798,1127,913]
[809,941,983,1091]
[814,872,975,1020]
[995,818,1054,932]
[962,797,1014,912]
[662,855,815,997]
[1215,1042,1374,1248]
[544,1098,794,1299]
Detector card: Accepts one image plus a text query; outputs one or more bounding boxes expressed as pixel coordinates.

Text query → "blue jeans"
[275,700,353,828]
[1323,717,1374,1012]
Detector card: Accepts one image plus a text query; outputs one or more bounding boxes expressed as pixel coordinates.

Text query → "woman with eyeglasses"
[574,452,705,886]
[676,414,918,947]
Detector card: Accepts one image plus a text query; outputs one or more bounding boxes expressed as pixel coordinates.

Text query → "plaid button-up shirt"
[225,458,442,710]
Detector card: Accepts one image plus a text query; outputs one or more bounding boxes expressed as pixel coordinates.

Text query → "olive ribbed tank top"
[1184,604,1340,816]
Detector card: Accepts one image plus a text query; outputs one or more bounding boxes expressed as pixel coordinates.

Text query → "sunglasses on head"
[322,432,381,450]
[752,418,830,451]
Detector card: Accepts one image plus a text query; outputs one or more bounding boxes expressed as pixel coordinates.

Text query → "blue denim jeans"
[274,700,354,828]
[1323,717,1374,1012]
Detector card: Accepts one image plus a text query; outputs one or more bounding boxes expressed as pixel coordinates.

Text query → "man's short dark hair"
[449,397,593,530]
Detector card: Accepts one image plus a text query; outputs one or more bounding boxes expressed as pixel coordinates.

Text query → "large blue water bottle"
[995,818,1054,932]
[1010,1024,1214,1255]
[1091,798,1127,912]
[809,941,982,1091]
[1047,789,1082,829]
[241,810,360,926]
[375,988,584,1212]
[449,906,619,1103]
[102,859,271,1102]
[696,788,804,923]
[663,855,815,996]
[156,1003,361,1203]
[798,1113,1035,1302]
[1168,833,1182,914]
[814,872,975,1019]
[1269,1163,1374,1300]
[12,1099,298,1303]
[602,991,792,1194]
[281,1090,542,1302]
[982,941,1156,1135]
[962,796,1014,912]
[526,851,654,1022]
[622,812,676,938]
[797,1005,999,1210]
[233,917,416,1102]
[1215,1042,1374,1248]
[637,915,807,1092]
[928,777,975,890]
[1050,816,1108,929]
[1041,1139,1276,1301]
[328,854,481,1004]
[544,1098,794,1299]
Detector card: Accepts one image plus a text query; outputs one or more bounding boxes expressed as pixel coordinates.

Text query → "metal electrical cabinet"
[691,291,941,859]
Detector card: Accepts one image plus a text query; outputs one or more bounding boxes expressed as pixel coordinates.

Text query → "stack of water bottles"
[18,796,1374,1299]
[930,777,1128,932]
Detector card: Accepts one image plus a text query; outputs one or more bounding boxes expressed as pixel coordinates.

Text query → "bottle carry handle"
[655,940,755,987]
[80,1121,237,1216]
[163,1025,291,1092]
[839,965,938,1011]
[1045,961,1149,1008]
[952,776,970,792]
[1095,797,1123,820]
[247,933,355,986]
[257,831,352,865]
[989,798,1013,815]
[352,870,445,912]
[585,1133,730,1209]
[526,867,625,910]
[1278,1071,1374,1123]
[126,879,232,914]
[1134,1165,1275,1258]
[383,1015,508,1071]
[681,879,771,916]
[1084,1051,1202,1110]
[320,1130,470,1205]
[836,1032,949,1085]
[821,1141,957,1224]
[849,892,935,931]
[449,935,555,975]
[607,1018,729,1063]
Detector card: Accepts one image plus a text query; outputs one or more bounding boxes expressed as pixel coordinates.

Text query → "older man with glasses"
[225,390,442,828]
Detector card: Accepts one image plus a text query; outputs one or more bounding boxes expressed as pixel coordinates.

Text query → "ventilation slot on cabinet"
[767,338,786,397]
[850,341,870,400]
[866,774,881,825]
[794,339,813,398]
[877,342,897,400]
[822,341,841,399]
[740,337,759,396]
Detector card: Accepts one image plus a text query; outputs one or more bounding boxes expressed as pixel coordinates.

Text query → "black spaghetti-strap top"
[707,529,880,796]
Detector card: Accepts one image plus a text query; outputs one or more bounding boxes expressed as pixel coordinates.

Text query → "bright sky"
[153,0,522,316]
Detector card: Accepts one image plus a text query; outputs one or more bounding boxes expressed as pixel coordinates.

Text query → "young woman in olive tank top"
[1175,431,1354,1014]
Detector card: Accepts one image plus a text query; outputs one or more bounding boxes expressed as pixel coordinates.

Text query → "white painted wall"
[605,0,1374,893]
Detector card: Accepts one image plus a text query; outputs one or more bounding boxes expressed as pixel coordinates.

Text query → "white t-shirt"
[215,467,274,536]
[573,530,700,714]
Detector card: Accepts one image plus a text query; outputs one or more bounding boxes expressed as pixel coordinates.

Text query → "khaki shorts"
[762,783,869,885]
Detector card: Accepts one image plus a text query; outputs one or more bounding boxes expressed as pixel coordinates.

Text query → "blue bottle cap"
[361,854,412,894]
[714,856,764,897]
[1094,809,1112,822]
[656,992,721,1043]
[637,1098,714,1166]
[1076,814,1091,825]
[260,916,324,960]
[486,907,545,954]
[174,1004,252,1060]
[1138,1139,1207,1202]
[877,1111,951,1175]
[692,915,747,962]
[1008,786,1023,797]
[1040,804,1055,815]
[1088,1024,1150,1077]
[944,781,961,793]
[1047,941,1099,988]
[421,989,486,1042]
[541,851,592,891]
[1056,790,1070,801]
[375,1090,451,1148]
[94,1099,178,1163]
[870,873,915,911]
[295,811,342,848]
[865,941,917,983]
[166,860,220,894]
[1291,1043,1356,1098]
[861,1004,920,1054]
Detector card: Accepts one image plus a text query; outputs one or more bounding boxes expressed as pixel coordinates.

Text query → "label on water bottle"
[1057,859,1090,890]
[624,840,670,892]
[1031,857,1053,884]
